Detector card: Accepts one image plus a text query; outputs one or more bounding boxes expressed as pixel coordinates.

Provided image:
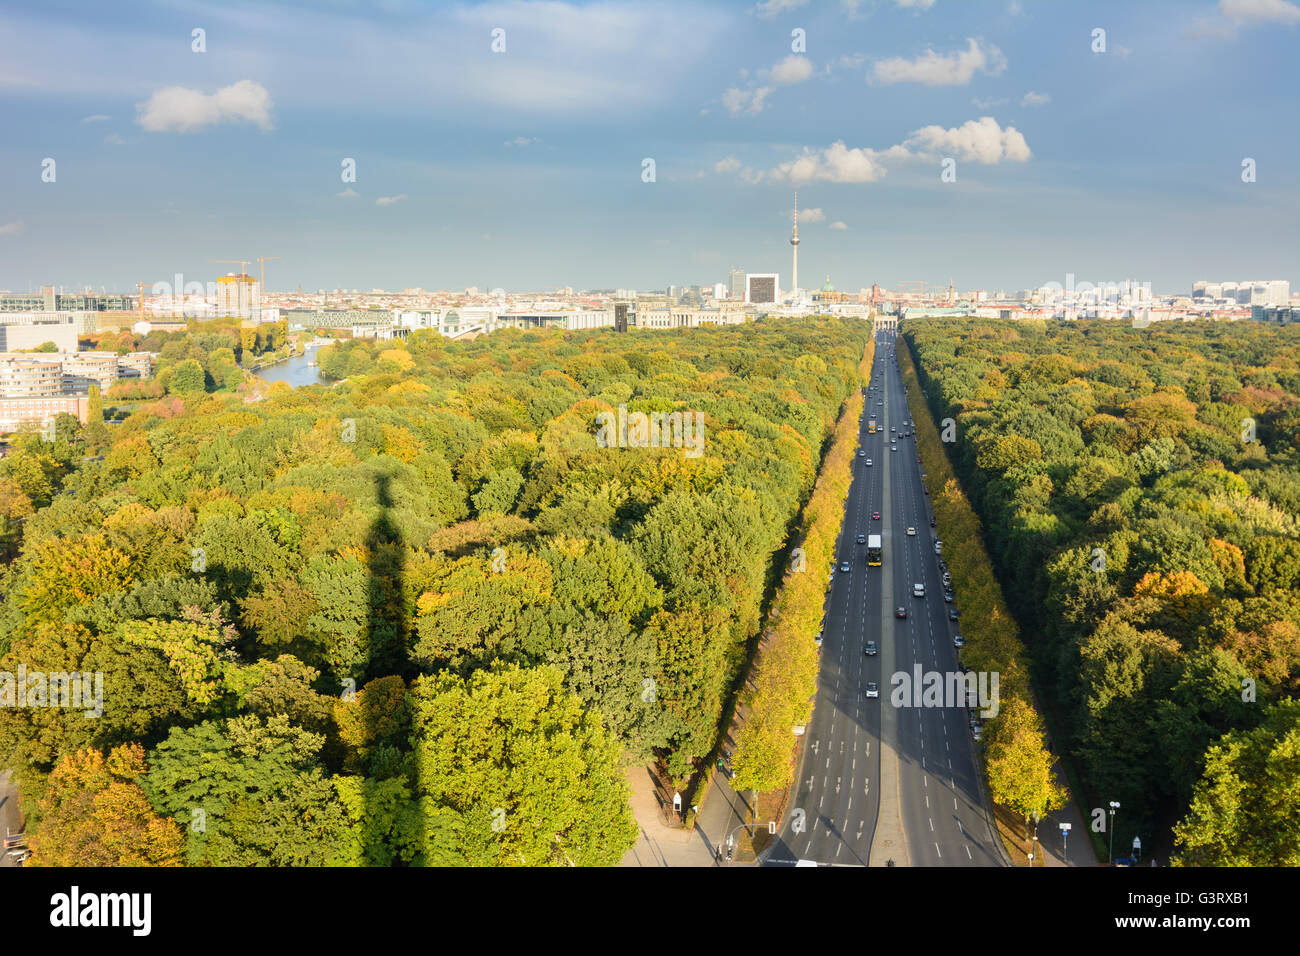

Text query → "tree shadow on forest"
[358,469,419,865]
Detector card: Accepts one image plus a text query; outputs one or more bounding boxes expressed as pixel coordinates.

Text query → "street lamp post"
[1059,822,1071,865]
[721,820,775,865]
[1108,801,1120,864]
[1031,810,1040,866]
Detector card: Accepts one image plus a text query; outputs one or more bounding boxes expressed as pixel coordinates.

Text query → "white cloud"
[872,38,1006,87]
[904,116,1031,163]
[755,0,810,17]
[136,80,273,132]
[796,207,826,222]
[722,85,773,116]
[714,156,742,174]
[1220,0,1300,24]
[829,221,848,230]
[740,166,766,184]
[1020,91,1050,107]
[104,133,124,145]
[971,96,1009,109]
[895,0,936,8]
[336,187,360,199]
[771,141,898,184]
[770,54,814,85]
[760,117,1030,184]
[80,114,109,123]
[0,221,23,236]
[375,194,407,206]
[505,136,540,147]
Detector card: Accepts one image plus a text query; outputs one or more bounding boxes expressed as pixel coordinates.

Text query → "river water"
[253,340,338,387]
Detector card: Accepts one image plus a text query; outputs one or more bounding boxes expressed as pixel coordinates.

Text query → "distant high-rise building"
[746,274,778,305]
[1196,278,1289,306]
[728,269,745,300]
[216,274,260,319]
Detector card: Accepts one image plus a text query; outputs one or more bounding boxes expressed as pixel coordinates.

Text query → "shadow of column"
[359,468,416,864]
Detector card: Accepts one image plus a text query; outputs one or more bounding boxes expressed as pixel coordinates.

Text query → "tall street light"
[1108,801,1121,864]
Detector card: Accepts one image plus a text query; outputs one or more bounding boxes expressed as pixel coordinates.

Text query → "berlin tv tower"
[790,189,800,295]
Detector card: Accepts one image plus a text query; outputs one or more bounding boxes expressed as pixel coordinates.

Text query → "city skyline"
[2,0,1298,293]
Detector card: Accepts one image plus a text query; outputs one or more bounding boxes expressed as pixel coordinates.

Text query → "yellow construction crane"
[255,256,280,294]
[209,258,251,278]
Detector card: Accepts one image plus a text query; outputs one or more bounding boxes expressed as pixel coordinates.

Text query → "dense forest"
[905,318,1300,864]
[0,318,869,865]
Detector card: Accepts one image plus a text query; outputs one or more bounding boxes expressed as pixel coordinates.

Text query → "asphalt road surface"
[765,330,1003,867]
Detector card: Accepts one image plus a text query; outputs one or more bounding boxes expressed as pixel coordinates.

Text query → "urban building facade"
[0,289,135,312]
[215,274,261,319]
[0,320,79,352]
[746,274,778,305]
[0,395,90,433]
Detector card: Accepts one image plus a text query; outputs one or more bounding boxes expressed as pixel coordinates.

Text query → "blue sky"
[1,0,1297,294]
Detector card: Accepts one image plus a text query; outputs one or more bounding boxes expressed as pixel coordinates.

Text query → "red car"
[895,607,907,619]
[872,511,881,520]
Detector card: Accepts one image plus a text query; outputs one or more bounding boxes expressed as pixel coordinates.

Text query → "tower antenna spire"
[789,189,800,297]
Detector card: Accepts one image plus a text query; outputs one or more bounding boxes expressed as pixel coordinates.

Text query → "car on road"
[857,449,865,456]
[972,723,983,742]
[948,608,959,621]
[895,606,907,619]
[865,682,879,699]
[912,583,925,598]
[953,634,965,648]
[943,589,954,603]
[878,401,883,406]
[891,444,898,452]
[864,640,877,656]
[906,526,916,536]
[890,426,896,432]
[815,630,823,647]
[857,534,866,545]
[865,458,872,466]
[934,541,942,554]
[872,511,881,520]
[930,517,936,527]
[839,561,851,573]
[922,486,929,495]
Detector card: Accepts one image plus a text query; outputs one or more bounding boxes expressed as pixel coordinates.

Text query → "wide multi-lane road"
[765,329,1003,867]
